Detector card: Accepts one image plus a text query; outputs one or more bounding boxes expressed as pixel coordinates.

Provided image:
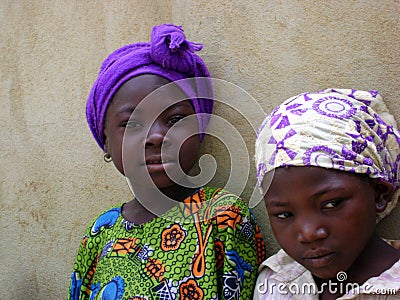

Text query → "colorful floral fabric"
[69,187,266,299]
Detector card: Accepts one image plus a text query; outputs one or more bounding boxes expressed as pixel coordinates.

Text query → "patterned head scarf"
[255,88,400,221]
[86,24,213,150]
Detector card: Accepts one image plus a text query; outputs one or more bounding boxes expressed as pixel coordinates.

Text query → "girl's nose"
[296,219,328,243]
[145,123,168,147]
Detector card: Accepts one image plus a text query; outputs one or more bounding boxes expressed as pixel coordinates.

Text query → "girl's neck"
[122,184,201,225]
[345,233,400,283]
[314,233,400,299]
[159,184,200,202]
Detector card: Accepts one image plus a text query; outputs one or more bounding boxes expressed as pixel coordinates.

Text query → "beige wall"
[1,1,399,299]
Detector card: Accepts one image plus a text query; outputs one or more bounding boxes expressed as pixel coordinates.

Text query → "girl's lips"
[144,160,176,173]
[146,160,170,164]
[303,250,336,268]
[142,155,173,165]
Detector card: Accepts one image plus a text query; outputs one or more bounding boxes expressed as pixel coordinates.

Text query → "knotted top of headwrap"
[255,88,400,221]
[86,24,213,150]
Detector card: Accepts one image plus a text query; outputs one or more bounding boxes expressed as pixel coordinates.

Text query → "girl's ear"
[104,140,109,154]
[103,128,109,154]
[374,180,395,213]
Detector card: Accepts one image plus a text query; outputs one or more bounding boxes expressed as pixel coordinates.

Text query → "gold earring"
[103,152,112,163]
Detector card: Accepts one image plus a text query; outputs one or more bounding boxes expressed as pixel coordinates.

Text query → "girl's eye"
[168,115,185,125]
[274,212,293,219]
[322,199,343,209]
[125,119,141,128]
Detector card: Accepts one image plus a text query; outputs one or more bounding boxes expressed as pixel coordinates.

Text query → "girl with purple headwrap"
[68,24,266,300]
[253,89,400,299]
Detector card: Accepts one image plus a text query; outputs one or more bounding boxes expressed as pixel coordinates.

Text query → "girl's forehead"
[108,98,194,121]
[272,166,360,179]
[264,166,364,192]
[110,75,193,113]
[116,75,185,100]
[264,168,356,207]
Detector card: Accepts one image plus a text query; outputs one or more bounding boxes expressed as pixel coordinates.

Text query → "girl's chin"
[125,167,195,191]
[310,267,345,281]
[126,178,172,189]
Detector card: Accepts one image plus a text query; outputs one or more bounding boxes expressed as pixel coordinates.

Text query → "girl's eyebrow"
[116,101,192,118]
[167,101,193,109]
[162,101,194,113]
[117,106,142,116]
[266,187,348,207]
[266,199,289,207]
[311,186,348,198]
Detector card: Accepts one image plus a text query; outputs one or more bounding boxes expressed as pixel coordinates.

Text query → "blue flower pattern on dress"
[91,208,121,235]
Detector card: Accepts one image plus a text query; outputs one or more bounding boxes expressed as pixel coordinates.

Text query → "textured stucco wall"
[1,1,399,299]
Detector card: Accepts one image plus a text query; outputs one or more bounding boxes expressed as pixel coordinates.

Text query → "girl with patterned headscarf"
[68,24,266,300]
[253,89,400,299]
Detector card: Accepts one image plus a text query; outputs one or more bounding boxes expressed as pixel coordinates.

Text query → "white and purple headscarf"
[255,88,400,221]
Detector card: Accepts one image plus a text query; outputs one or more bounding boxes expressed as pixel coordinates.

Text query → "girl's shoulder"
[84,204,125,236]
[202,186,248,207]
[199,186,256,221]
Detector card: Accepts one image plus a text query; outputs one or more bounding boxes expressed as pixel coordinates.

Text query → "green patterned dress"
[68,187,266,299]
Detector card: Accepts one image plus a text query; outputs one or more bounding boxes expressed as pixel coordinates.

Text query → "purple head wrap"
[86,24,213,150]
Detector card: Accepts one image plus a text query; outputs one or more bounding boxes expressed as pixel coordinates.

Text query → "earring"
[103,152,112,163]
[376,200,387,212]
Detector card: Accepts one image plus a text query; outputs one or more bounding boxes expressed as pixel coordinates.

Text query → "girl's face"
[263,166,390,280]
[104,74,200,190]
